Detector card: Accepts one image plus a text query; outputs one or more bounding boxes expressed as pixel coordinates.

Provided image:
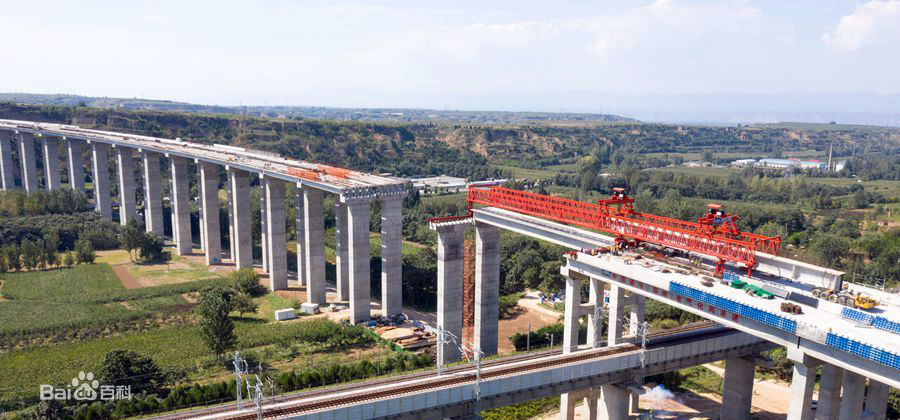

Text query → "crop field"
[0,264,221,342]
[0,318,385,404]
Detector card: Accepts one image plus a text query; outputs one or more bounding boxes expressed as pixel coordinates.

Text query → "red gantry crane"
[464,186,781,276]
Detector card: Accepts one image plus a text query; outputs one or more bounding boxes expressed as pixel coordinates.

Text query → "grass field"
[97,250,221,286]
[0,264,221,342]
[0,318,389,404]
[496,165,557,180]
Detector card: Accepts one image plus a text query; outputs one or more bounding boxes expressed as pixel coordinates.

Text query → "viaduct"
[1,119,897,420]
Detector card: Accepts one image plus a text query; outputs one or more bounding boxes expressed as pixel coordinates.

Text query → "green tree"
[20,239,40,270]
[195,287,237,362]
[44,231,60,269]
[74,238,96,264]
[3,244,21,272]
[99,350,164,395]
[229,268,265,297]
[810,233,851,267]
[139,232,168,262]
[31,399,68,420]
[119,220,145,262]
[63,251,75,268]
[231,293,259,318]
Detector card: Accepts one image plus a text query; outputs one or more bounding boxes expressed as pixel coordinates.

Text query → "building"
[757,158,798,169]
[731,159,757,167]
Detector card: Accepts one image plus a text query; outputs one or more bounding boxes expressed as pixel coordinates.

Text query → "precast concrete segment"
[434,222,466,366]
[721,357,755,420]
[864,380,888,420]
[199,162,222,265]
[260,179,269,271]
[304,186,326,305]
[170,156,192,256]
[563,276,581,354]
[475,222,501,357]
[380,197,403,316]
[41,136,61,190]
[838,371,866,420]
[265,177,288,290]
[0,131,16,189]
[816,364,843,420]
[334,201,348,299]
[18,132,37,192]
[787,355,818,420]
[598,384,629,420]
[142,152,164,236]
[229,169,253,269]
[115,147,137,225]
[607,285,625,346]
[294,185,306,286]
[66,139,85,192]
[91,142,112,219]
[347,199,372,324]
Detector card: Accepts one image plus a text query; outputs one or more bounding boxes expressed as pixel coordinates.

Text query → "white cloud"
[821,0,900,52]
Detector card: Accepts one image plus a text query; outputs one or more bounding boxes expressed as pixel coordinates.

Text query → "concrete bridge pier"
[18,132,38,192]
[816,363,843,420]
[260,176,269,271]
[474,222,500,357]
[227,176,236,261]
[787,350,821,420]
[720,356,756,420]
[334,201,347,298]
[839,371,866,420]
[116,147,137,224]
[598,384,629,420]
[380,196,404,317]
[41,136,61,190]
[170,156,192,255]
[67,139,85,192]
[0,131,15,190]
[294,185,307,287]
[199,161,221,265]
[265,177,287,290]
[432,220,467,367]
[347,197,372,324]
[142,151,164,236]
[304,186,326,305]
[229,168,253,269]
[864,380,889,420]
[91,142,112,219]
[559,273,590,420]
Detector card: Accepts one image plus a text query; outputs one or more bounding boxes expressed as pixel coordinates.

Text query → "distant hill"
[0,93,637,126]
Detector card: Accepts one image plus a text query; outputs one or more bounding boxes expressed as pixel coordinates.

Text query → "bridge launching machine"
[464,186,782,277]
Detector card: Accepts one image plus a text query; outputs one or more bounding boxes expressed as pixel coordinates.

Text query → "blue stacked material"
[873,316,900,335]
[841,307,875,325]
[670,282,797,334]
[825,332,900,370]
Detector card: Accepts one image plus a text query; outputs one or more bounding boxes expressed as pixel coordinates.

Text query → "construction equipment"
[812,287,879,309]
[466,187,781,276]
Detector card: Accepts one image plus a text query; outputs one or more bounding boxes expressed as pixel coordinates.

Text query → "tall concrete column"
[91,143,112,219]
[66,139,85,192]
[838,371,866,420]
[582,388,598,420]
[18,132,38,192]
[562,275,581,353]
[559,390,581,420]
[260,179,268,271]
[786,352,819,420]
[433,222,467,367]
[199,162,221,265]
[586,278,604,348]
[628,292,646,413]
[265,177,287,290]
[347,198,372,323]
[474,222,500,357]
[334,201,348,298]
[721,357,755,420]
[294,184,306,286]
[116,147,137,224]
[170,156,192,255]
[304,186,326,305]
[607,284,625,345]
[229,169,252,268]
[380,196,403,316]
[141,152,164,236]
[0,131,16,190]
[864,380,889,420]
[598,385,629,420]
[41,136,61,190]
[227,177,235,260]
[816,364,843,420]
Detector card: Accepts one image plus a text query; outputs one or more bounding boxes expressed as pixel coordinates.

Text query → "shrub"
[229,268,265,297]
[74,239,95,264]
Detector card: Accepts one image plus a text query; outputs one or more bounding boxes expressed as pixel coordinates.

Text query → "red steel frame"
[466,186,781,274]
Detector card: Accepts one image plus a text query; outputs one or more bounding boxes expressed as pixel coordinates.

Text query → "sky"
[1,0,899,113]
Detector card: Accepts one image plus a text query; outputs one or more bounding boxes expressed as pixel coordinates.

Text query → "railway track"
[154,321,719,420]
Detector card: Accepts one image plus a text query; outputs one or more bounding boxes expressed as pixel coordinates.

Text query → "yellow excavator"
[812,285,878,309]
